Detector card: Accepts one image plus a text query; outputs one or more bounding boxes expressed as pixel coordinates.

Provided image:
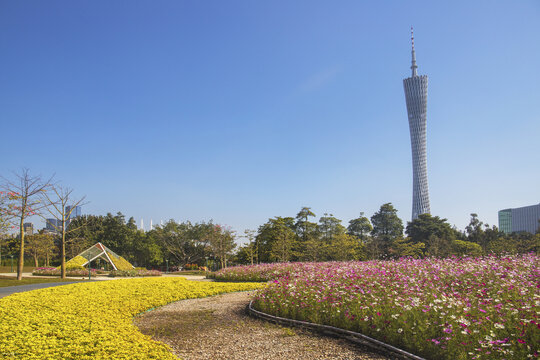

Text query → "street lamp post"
[10,255,14,273]
[87,255,91,280]
[165,259,169,274]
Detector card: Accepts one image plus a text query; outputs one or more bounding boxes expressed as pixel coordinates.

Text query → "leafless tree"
[2,169,53,280]
[40,185,86,278]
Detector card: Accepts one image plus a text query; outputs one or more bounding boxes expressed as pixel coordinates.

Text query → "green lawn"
[169,270,207,276]
[0,265,37,273]
[0,275,85,288]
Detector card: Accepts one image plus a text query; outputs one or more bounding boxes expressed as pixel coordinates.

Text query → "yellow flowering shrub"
[108,253,134,271]
[0,277,262,359]
[58,255,87,269]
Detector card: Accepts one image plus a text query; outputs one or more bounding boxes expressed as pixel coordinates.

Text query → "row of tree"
[235,204,540,264]
[1,169,85,279]
[66,214,236,269]
[0,211,237,271]
[2,170,538,275]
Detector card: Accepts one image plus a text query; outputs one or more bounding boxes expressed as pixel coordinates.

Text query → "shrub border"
[247,300,425,360]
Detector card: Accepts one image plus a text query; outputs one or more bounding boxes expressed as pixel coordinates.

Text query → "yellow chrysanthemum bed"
[0,277,262,359]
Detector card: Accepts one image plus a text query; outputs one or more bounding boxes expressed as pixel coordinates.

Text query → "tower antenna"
[411,26,418,76]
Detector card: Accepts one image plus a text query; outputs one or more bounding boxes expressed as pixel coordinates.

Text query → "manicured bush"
[252,255,539,359]
[0,277,262,359]
[108,269,162,277]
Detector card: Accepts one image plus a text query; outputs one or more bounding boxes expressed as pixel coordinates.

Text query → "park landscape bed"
[0,277,262,359]
[215,254,539,360]
[32,267,162,277]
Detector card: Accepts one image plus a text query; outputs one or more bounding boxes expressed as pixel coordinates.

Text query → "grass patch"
[168,270,207,276]
[0,266,36,273]
[0,275,85,288]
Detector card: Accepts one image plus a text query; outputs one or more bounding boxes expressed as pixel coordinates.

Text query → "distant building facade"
[65,205,82,226]
[23,222,34,235]
[498,203,540,234]
[45,218,61,232]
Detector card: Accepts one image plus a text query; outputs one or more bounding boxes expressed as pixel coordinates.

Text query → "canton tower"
[403,28,430,220]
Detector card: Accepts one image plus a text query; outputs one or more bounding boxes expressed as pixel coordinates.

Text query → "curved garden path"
[135,291,391,360]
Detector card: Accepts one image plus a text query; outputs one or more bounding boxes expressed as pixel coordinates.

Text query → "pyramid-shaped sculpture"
[65,242,134,271]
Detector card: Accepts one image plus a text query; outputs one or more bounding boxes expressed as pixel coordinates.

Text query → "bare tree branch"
[1,168,53,280]
[38,184,87,279]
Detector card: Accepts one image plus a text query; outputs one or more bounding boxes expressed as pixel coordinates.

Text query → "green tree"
[101,212,132,254]
[327,233,366,261]
[318,213,346,243]
[241,229,257,265]
[370,203,403,258]
[452,239,483,257]
[513,232,538,254]
[486,233,517,255]
[66,215,103,258]
[406,213,455,257]
[425,234,453,258]
[294,207,320,261]
[155,220,201,267]
[256,217,296,263]
[392,237,425,258]
[26,231,55,267]
[207,224,236,269]
[347,212,372,242]
[465,213,487,249]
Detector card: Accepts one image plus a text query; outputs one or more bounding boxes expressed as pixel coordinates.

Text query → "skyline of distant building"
[45,218,61,232]
[23,222,34,235]
[498,203,540,234]
[403,28,430,221]
[66,205,82,226]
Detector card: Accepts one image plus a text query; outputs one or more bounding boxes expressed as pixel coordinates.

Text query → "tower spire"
[411,26,418,76]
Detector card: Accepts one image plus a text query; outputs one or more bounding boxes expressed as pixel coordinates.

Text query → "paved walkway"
[0,281,88,299]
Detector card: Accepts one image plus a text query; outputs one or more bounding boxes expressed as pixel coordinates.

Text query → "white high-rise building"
[403,28,431,220]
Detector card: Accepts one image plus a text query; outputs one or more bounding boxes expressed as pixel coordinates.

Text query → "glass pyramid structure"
[66,242,134,271]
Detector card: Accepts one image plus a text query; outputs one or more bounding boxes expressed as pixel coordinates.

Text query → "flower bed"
[251,255,539,359]
[209,262,300,282]
[108,269,162,277]
[32,267,107,276]
[0,277,262,359]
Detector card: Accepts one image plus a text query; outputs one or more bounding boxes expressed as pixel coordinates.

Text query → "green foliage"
[392,238,425,258]
[370,203,404,257]
[406,214,455,244]
[347,212,372,241]
[452,240,483,257]
[326,233,366,261]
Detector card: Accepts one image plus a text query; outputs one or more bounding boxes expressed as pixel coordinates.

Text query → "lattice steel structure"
[403,28,430,220]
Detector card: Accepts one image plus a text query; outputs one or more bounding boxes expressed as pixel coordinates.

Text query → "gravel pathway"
[135,291,391,360]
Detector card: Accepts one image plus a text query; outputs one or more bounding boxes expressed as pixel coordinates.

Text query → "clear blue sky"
[1,1,539,237]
